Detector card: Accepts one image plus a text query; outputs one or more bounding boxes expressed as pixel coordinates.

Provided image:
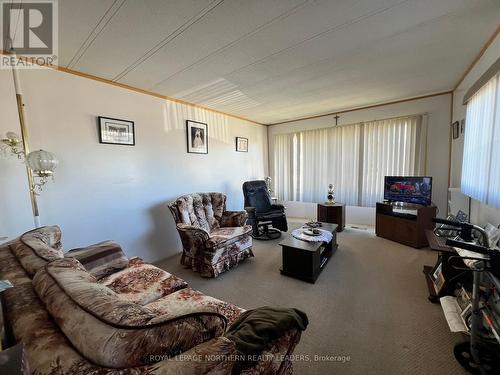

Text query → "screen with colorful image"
[384,176,433,206]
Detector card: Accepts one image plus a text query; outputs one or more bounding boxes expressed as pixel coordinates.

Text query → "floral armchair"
[168,193,254,277]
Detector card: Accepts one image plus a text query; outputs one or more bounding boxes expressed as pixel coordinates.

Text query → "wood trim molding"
[4,20,497,129]
[0,50,264,126]
[462,57,500,104]
[453,25,500,92]
[266,91,453,126]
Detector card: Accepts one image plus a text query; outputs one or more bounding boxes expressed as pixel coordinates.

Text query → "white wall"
[268,94,452,224]
[0,67,268,262]
[451,34,500,226]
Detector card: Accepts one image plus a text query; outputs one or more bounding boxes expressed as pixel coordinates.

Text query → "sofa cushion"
[65,240,129,279]
[9,226,63,276]
[99,257,188,305]
[207,225,252,249]
[169,193,226,232]
[32,258,226,369]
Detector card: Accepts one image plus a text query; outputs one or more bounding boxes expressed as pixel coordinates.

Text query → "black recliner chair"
[242,180,288,240]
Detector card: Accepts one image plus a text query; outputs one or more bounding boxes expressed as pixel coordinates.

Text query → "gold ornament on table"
[326,184,335,205]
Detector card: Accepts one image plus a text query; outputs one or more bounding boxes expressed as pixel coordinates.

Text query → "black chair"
[242,180,288,240]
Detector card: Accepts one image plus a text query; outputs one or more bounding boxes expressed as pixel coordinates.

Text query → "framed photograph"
[98,116,135,145]
[186,120,208,154]
[452,121,460,139]
[430,261,446,294]
[236,137,248,152]
[432,262,442,281]
[434,271,446,295]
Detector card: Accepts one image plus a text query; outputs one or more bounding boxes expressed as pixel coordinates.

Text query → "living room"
[0,1,500,374]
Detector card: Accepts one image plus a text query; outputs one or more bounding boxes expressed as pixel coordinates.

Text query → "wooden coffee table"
[279,223,338,283]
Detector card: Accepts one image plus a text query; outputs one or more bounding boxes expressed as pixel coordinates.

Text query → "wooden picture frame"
[236,137,248,152]
[452,121,460,139]
[98,116,135,145]
[186,120,208,154]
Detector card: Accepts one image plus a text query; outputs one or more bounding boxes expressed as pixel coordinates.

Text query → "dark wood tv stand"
[375,202,437,248]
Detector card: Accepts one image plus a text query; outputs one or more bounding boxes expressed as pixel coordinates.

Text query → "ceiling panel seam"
[222,9,467,101]
[151,0,313,88]
[159,0,412,89]
[112,0,225,82]
[66,0,126,69]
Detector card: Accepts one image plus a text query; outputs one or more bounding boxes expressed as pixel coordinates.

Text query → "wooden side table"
[317,203,345,232]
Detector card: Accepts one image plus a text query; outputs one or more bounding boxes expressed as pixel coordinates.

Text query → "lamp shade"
[5,132,21,142]
[26,149,58,177]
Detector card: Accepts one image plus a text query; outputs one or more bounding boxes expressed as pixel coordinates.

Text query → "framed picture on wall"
[186,120,208,154]
[98,116,135,145]
[236,137,248,152]
[452,121,460,139]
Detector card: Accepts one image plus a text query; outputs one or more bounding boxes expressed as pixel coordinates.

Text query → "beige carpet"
[155,220,468,375]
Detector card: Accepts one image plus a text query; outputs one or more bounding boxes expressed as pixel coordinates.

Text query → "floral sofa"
[0,226,302,374]
[168,193,254,277]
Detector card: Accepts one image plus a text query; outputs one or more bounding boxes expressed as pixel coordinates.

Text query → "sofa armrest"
[175,224,210,256]
[143,291,230,356]
[241,329,302,375]
[147,289,229,327]
[147,336,236,374]
[176,224,210,238]
[220,210,248,227]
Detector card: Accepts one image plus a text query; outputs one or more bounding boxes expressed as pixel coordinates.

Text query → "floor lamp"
[1,42,58,228]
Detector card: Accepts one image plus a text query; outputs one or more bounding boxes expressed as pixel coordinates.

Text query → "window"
[361,116,426,206]
[272,115,426,207]
[461,73,500,208]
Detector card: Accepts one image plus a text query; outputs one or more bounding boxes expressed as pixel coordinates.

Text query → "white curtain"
[272,133,299,201]
[298,125,360,204]
[272,124,360,205]
[272,115,425,207]
[462,73,500,208]
[361,115,426,206]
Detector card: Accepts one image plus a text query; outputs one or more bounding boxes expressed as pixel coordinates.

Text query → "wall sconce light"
[1,132,58,194]
[1,131,24,158]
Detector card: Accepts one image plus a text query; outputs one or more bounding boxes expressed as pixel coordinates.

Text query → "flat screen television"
[384,176,433,206]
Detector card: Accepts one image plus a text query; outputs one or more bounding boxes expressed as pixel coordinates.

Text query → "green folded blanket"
[225,306,308,373]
